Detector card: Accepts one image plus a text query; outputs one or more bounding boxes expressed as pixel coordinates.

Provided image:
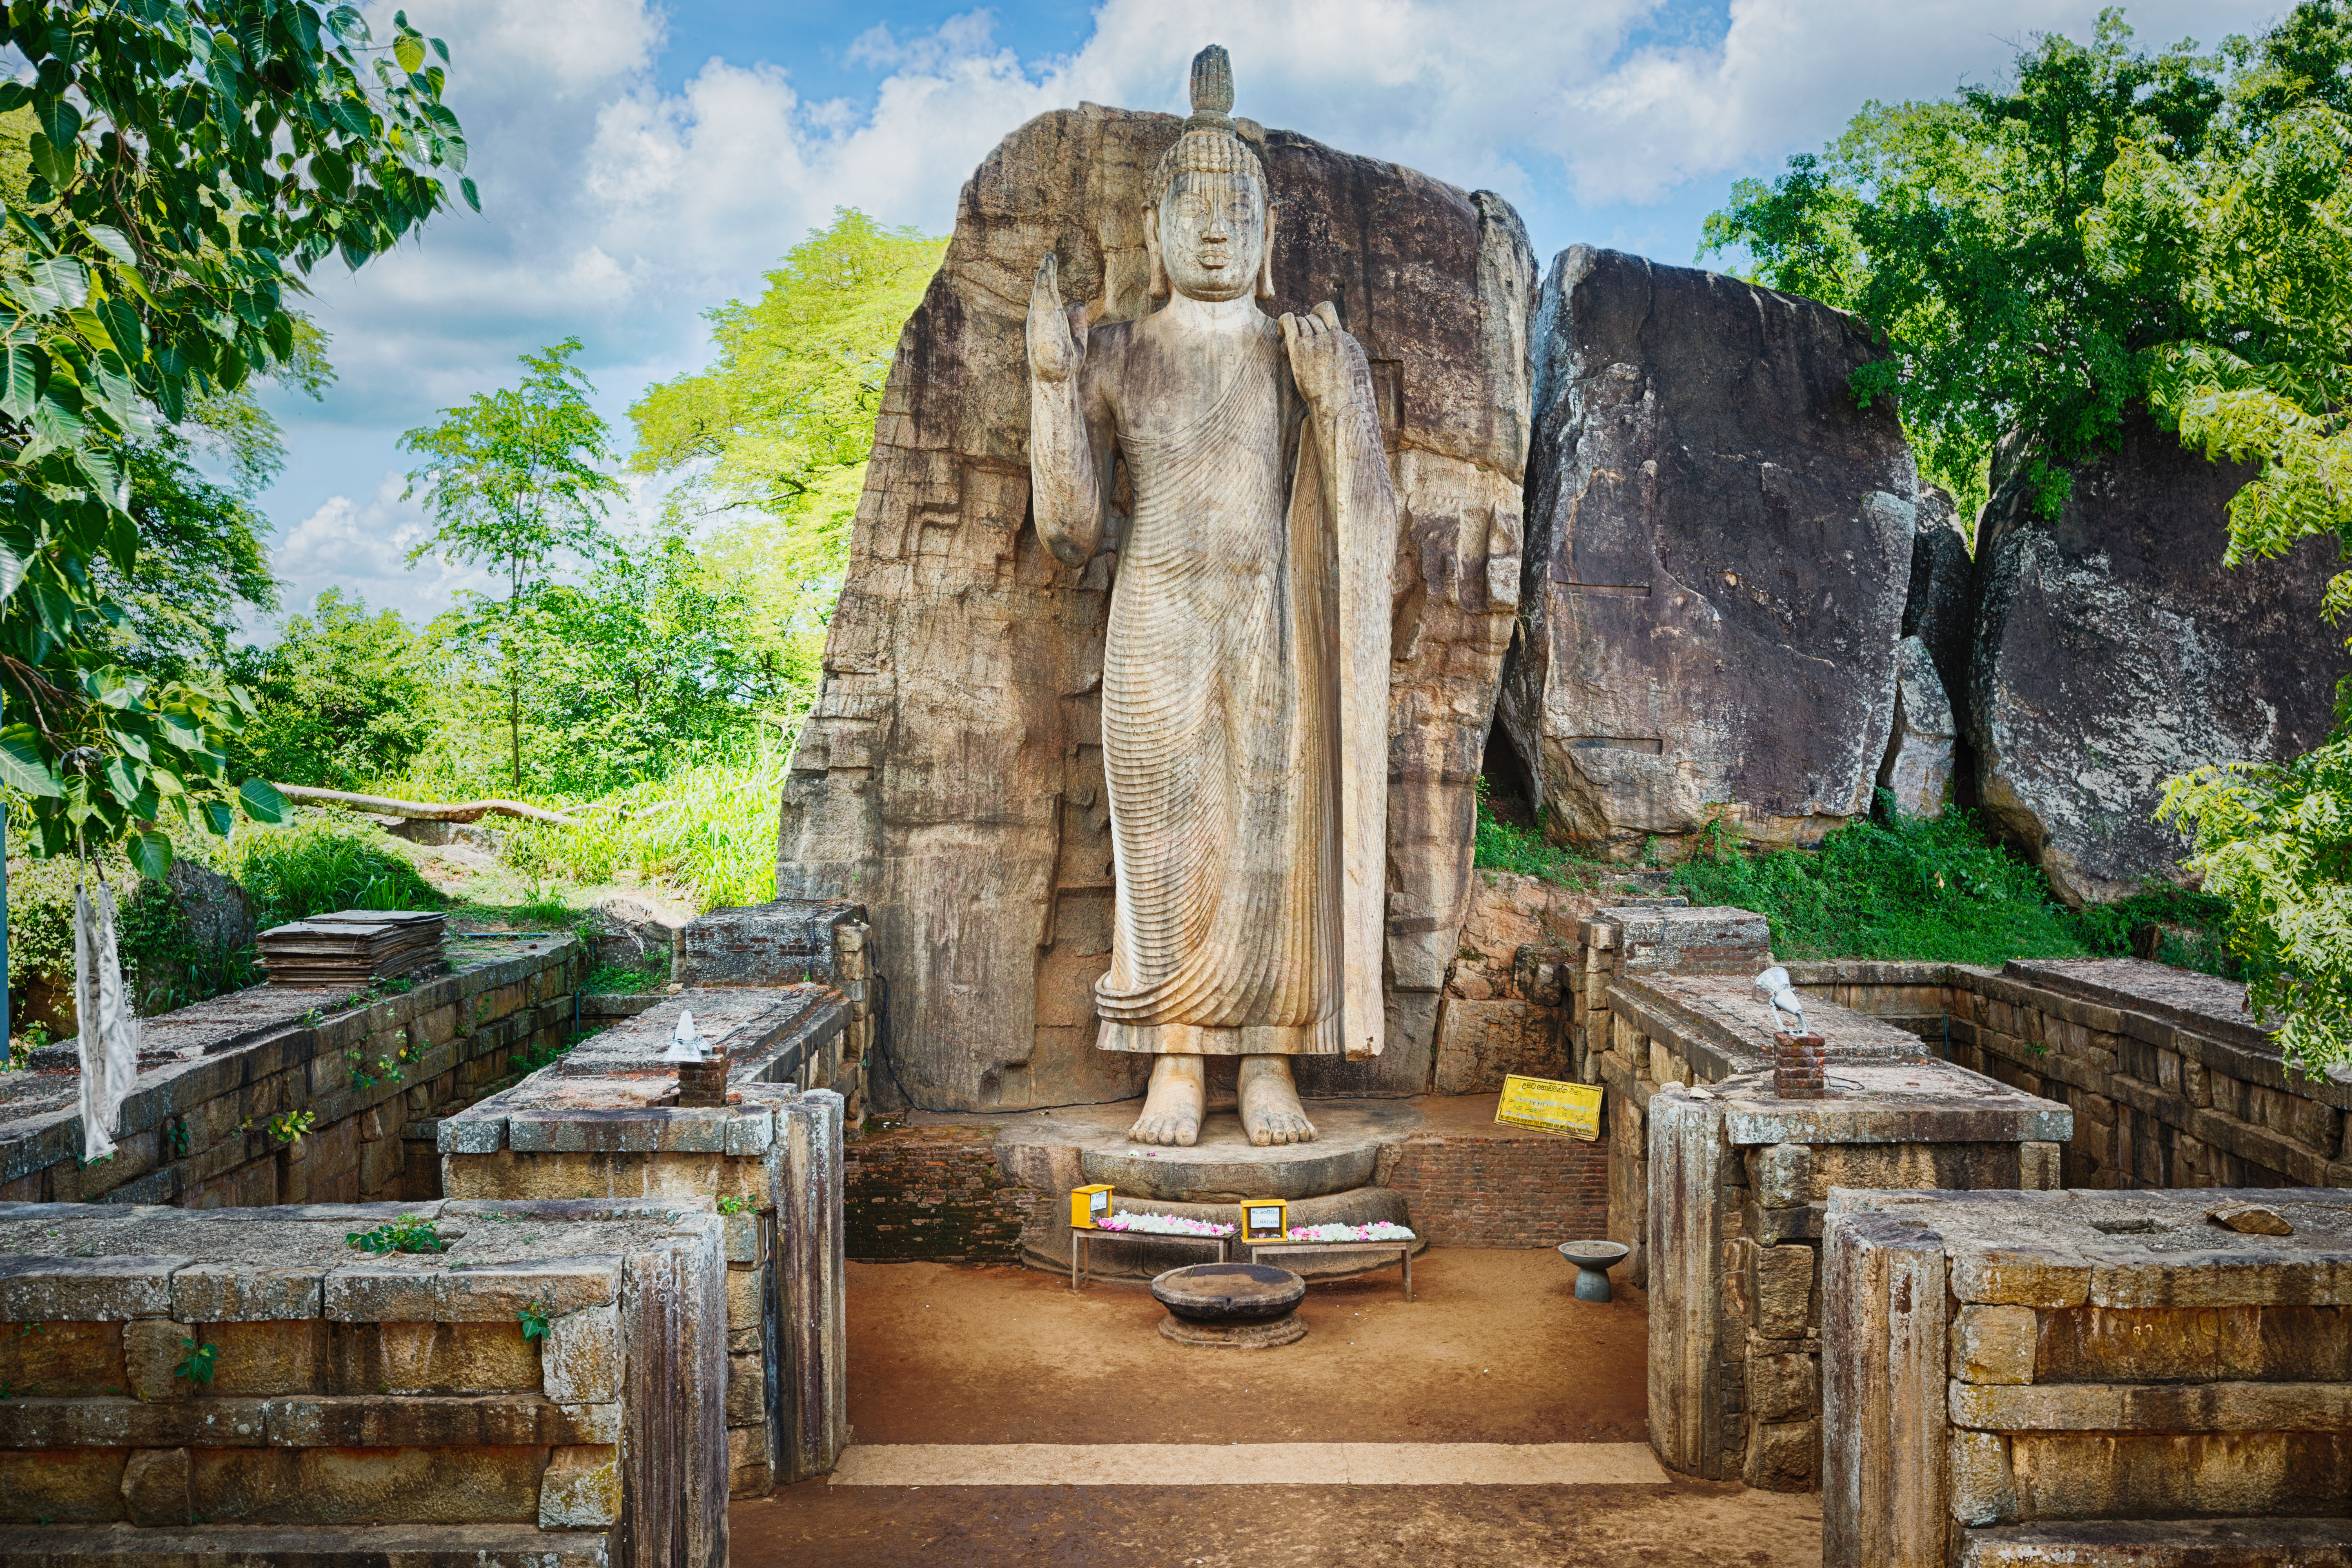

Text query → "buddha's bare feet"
[1238,1055,1317,1145]
[1130,1055,1205,1145]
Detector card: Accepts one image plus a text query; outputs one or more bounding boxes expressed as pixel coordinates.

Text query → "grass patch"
[1473,791,2238,973]
[497,736,787,912]
[584,957,670,995]
[227,813,441,929]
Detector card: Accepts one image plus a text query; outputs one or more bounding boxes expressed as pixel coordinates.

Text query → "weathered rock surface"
[1435,870,1599,1093]
[584,891,680,976]
[1971,411,2352,904]
[1901,487,1973,735]
[1501,246,1919,856]
[774,103,1536,1111]
[1878,636,1958,817]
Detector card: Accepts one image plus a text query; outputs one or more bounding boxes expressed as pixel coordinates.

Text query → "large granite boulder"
[1971,411,2351,904]
[774,103,1536,1111]
[1500,247,1919,857]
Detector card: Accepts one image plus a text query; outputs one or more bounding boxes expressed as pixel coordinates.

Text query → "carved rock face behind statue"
[1027,49,1398,1146]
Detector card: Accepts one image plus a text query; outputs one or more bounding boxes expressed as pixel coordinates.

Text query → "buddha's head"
[1146,46,1274,306]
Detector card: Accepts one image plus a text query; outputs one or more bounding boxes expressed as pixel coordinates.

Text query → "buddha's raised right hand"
[1027,253,1088,383]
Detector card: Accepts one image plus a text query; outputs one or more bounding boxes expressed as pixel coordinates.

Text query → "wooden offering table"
[1071,1225,1230,1290]
[1247,1240,1413,1300]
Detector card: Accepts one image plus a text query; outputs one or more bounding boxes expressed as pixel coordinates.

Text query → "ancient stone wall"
[0,1196,727,1566]
[1502,246,1920,857]
[1775,956,2352,1192]
[1380,1123,1606,1247]
[773,102,1537,1112]
[844,1125,1040,1262]
[1823,1186,2352,1567]
[440,987,853,1496]
[0,935,584,1210]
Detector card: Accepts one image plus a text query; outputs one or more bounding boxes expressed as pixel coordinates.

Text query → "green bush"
[226,814,440,931]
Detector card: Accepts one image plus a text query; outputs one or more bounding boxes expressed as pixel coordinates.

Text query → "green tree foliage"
[226,589,433,790]
[2162,744,2352,1073]
[1705,3,2352,1067]
[630,209,944,690]
[398,337,624,791]
[0,1,474,872]
[1700,5,2352,523]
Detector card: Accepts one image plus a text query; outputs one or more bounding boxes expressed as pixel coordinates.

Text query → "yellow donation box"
[1069,1185,1115,1228]
[1495,1075,1603,1140]
[1239,1199,1289,1245]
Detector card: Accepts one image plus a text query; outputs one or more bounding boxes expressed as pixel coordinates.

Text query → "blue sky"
[256,0,2287,627]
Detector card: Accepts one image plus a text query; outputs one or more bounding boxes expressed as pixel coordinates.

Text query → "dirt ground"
[727,1250,1826,1566]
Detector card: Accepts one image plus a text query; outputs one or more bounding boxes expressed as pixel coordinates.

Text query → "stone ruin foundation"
[0,898,874,1560]
[1825,1185,2352,1566]
[0,1196,727,1566]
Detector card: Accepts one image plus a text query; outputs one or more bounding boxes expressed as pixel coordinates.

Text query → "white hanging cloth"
[74,875,138,1160]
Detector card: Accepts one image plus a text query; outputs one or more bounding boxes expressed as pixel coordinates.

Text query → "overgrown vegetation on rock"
[1474,791,2235,973]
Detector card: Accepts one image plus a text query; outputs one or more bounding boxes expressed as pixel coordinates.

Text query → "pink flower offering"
[1096,1210,1236,1238]
[1285,1221,1415,1243]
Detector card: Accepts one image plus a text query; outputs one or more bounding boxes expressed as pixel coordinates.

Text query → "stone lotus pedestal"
[995,1100,1424,1283]
[1152,1262,1308,1348]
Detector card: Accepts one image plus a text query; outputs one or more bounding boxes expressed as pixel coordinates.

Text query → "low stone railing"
[441,984,853,1496]
[1778,956,2352,1191]
[0,1196,727,1566]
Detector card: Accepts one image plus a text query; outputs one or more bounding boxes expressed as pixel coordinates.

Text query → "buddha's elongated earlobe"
[1256,200,1278,305]
[1145,206,1169,301]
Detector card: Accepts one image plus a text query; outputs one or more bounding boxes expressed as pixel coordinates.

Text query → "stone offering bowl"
[1150,1262,1309,1348]
[1557,1240,1630,1303]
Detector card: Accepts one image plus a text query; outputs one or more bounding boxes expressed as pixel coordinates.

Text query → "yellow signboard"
[1495,1074,1602,1140]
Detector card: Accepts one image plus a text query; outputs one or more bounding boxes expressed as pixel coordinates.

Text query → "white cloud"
[263,0,2289,626]
[269,477,483,625]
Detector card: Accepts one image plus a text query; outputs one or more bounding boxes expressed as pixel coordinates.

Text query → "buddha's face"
[1154,167,1266,303]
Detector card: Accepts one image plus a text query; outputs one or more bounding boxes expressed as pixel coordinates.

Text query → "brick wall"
[1382,1129,1609,1246]
[844,1125,1042,1262]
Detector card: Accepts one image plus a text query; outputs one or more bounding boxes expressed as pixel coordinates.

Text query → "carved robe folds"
[1074,320,1392,1060]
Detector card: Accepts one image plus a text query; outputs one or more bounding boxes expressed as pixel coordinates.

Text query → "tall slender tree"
[399,337,624,791]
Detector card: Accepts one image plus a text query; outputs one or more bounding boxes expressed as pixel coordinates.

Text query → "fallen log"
[274,784,578,827]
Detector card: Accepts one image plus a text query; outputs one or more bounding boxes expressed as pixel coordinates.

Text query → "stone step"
[1961,1519,2352,1567]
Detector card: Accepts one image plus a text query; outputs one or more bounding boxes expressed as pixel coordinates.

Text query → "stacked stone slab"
[1971,411,2352,904]
[1824,1186,2352,1566]
[0,1197,727,1566]
[675,900,876,1125]
[0,933,584,1209]
[1648,1070,2072,1493]
[1501,246,1920,858]
[772,102,1538,1110]
[440,988,851,1494]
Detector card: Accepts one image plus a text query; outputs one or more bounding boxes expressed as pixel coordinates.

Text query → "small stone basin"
[1150,1263,1309,1348]
[1152,1262,1306,1322]
[1558,1239,1630,1303]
